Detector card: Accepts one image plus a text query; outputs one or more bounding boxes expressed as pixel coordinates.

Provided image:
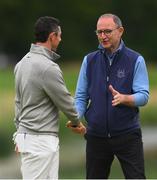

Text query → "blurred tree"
[0,0,157,63]
[113,0,157,62]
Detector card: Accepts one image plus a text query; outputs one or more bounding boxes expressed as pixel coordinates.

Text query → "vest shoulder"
[124,47,141,58]
[86,50,101,63]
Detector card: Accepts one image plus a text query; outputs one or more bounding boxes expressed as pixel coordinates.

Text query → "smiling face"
[96,17,124,53]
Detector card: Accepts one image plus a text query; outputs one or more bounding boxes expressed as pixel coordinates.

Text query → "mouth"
[99,37,109,42]
[100,39,110,46]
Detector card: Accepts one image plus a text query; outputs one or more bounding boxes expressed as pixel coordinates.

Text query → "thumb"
[109,85,118,96]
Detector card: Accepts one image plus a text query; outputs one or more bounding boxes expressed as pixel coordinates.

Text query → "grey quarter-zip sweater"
[14,44,79,136]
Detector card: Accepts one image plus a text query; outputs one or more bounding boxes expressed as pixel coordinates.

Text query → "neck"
[107,41,121,54]
[36,42,51,51]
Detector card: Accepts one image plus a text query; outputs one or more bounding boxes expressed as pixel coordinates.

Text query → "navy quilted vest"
[85,44,140,137]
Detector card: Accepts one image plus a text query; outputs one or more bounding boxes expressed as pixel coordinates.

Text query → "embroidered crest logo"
[117,69,125,78]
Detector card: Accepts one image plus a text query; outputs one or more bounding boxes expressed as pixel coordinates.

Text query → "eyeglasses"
[95,27,119,36]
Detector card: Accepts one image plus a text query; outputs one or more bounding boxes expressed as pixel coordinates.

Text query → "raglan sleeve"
[43,64,79,126]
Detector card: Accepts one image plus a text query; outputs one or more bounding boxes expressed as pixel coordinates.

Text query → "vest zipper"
[109,60,112,66]
[107,76,109,82]
[106,57,111,138]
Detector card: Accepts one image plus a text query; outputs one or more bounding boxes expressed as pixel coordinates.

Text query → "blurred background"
[0,0,157,178]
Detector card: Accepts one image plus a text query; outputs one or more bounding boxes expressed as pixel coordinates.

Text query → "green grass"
[59,61,81,94]
[147,64,157,88]
[59,116,157,179]
[0,68,14,91]
[0,62,156,178]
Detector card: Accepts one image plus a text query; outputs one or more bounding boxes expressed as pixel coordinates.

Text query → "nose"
[101,32,107,38]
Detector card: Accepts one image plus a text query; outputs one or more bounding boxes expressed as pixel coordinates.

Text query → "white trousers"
[15,133,59,180]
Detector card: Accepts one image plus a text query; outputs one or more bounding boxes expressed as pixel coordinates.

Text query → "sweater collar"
[30,43,60,61]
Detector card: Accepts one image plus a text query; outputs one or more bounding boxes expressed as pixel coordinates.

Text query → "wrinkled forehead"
[97,17,116,29]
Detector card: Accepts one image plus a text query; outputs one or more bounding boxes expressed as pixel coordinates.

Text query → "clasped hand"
[66,121,86,135]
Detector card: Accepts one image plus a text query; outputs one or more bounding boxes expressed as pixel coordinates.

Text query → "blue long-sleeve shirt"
[75,45,149,119]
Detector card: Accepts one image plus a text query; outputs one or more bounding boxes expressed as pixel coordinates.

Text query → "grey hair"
[99,13,122,27]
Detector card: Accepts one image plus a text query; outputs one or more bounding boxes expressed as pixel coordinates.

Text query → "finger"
[113,95,118,99]
[68,126,78,130]
[81,127,86,135]
[66,121,79,128]
[72,126,86,134]
[72,128,82,134]
[112,99,119,106]
[66,121,72,127]
[109,85,118,96]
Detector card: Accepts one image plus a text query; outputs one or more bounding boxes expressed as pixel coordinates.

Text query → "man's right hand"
[66,121,86,135]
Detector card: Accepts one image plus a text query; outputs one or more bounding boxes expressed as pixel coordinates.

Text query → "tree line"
[0,0,157,63]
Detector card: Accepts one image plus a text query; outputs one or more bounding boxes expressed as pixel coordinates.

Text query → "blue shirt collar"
[98,40,124,64]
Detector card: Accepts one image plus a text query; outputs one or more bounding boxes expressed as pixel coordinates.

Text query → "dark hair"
[34,16,60,42]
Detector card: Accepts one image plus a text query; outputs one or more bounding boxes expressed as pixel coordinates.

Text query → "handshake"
[66,121,86,135]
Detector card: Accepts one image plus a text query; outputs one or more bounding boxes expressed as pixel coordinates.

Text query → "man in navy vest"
[67,13,149,179]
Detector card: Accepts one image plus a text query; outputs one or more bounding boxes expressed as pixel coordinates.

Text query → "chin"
[51,48,56,52]
[102,43,110,49]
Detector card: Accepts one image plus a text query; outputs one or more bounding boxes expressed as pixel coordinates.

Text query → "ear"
[49,32,57,41]
[119,27,124,36]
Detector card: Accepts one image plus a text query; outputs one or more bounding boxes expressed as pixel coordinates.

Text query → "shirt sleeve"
[133,56,149,106]
[14,96,21,129]
[14,66,21,129]
[43,64,79,125]
[75,56,89,118]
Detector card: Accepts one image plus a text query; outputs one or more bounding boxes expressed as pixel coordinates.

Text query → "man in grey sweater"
[14,16,85,179]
